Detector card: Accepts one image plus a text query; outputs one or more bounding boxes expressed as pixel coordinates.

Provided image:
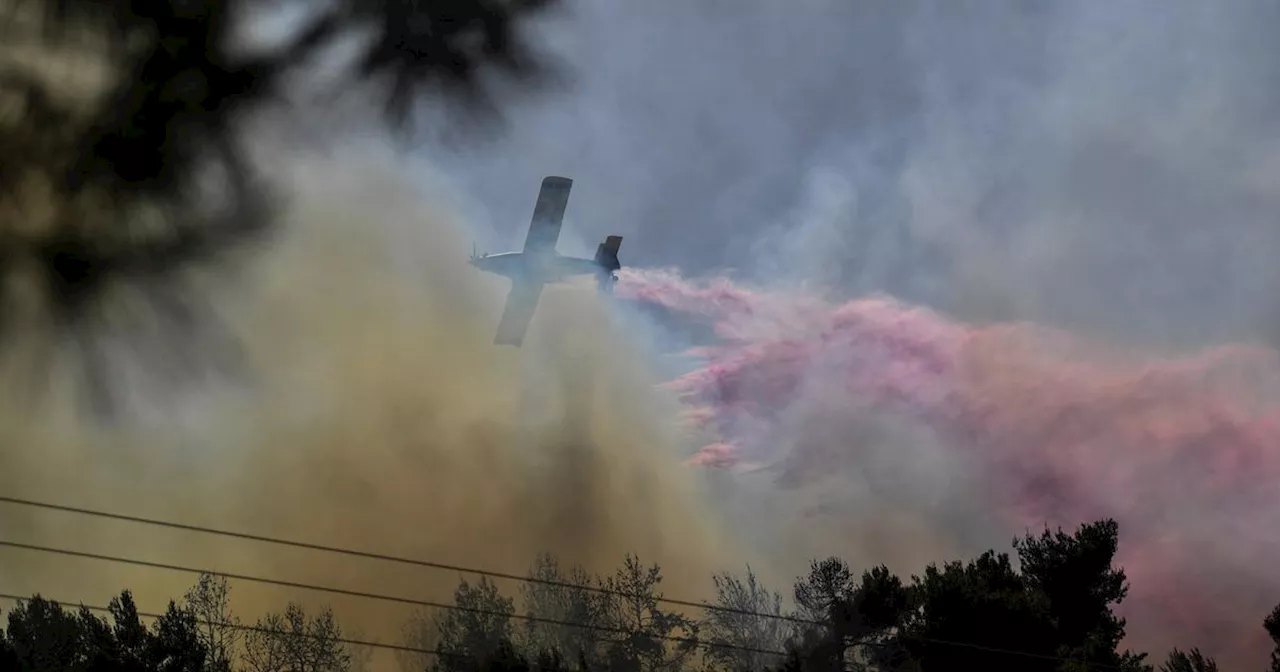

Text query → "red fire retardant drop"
[617,267,1280,668]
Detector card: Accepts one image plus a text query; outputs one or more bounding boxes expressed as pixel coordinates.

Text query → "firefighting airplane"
[469,176,623,346]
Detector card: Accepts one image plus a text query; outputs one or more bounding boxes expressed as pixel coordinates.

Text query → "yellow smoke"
[0,143,735,666]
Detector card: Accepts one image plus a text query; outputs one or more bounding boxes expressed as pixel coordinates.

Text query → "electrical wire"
[0,539,789,659]
[0,586,1127,670]
[889,634,1125,668]
[0,592,446,658]
[0,496,1131,669]
[0,494,819,627]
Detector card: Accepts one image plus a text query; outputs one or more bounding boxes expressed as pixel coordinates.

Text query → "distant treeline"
[3,519,1279,671]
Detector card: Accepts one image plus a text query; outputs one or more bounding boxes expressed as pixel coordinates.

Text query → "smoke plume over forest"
[4,0,1280,670]
[616,268,1280,666]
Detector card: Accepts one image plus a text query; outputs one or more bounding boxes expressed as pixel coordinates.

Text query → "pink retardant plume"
[616,267,1280,668]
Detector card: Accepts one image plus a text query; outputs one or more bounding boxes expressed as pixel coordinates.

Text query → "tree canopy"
[5,518,1279,671]
[2,590,206,671]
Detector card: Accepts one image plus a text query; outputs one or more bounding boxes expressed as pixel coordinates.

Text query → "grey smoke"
[425,1,1280,665]
[435,0,1280,349]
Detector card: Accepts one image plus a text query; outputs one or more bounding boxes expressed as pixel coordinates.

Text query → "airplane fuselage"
[469,250,605,284]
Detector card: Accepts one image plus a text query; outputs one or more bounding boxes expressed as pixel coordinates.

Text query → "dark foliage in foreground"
[0,0,558,412]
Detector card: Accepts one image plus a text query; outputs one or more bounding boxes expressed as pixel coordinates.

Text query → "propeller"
[597,269,617,294]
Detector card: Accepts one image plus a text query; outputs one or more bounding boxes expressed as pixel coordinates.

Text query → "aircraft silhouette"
[469,176,623,346]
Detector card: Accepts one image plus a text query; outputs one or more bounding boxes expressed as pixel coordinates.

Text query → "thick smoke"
[440,1,1280,350]
[617,267,1280,668]
[430,3,1280,666]
[0,146,736,669]
[7,1,1280,670]
[1,3,737,667]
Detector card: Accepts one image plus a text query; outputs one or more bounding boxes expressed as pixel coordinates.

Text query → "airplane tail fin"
[594,235,623,270]
[594,235,622,293]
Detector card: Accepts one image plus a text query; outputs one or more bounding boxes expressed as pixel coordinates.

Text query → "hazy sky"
[428,0,1280,350]
[8,3,1280,668]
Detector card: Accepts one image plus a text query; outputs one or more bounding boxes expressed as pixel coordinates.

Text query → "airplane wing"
[522,176,573,254]
[493,281,545,346]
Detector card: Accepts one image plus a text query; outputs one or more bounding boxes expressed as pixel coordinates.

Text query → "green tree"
[520,553,603,668]
[792,558,855,628]
[845,566,913,671]
[787,557,855,672]
[904,551,1054,671]
[701,565,790,672]
[595,554,698,672]
[110,591,154,668]
[0,620,15,670]
[1158,648,1218,672]
[4,595,95,670]
[896,519,1150,672]
[183,573,240,672]
[4,0,557,216]
[1265,601,1280,672]
[1014,519,1147,671]
[3,591,206,672]
[2,0,559,414]
[433,577,518,672]
[146,601,209,672]
[0,627,13,665]
[241,603,350,672]
[438,638,572,672]
[784,559,910,672]
[399,608,441,672]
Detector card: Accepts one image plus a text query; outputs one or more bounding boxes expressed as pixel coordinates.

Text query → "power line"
[0,592,446,658]
[0,497,1131,669]
[0,539,789,659]
[0,494,819,627]
[886,634,1125,669]
[0,547,1130,671]
[0,589,1126,672]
